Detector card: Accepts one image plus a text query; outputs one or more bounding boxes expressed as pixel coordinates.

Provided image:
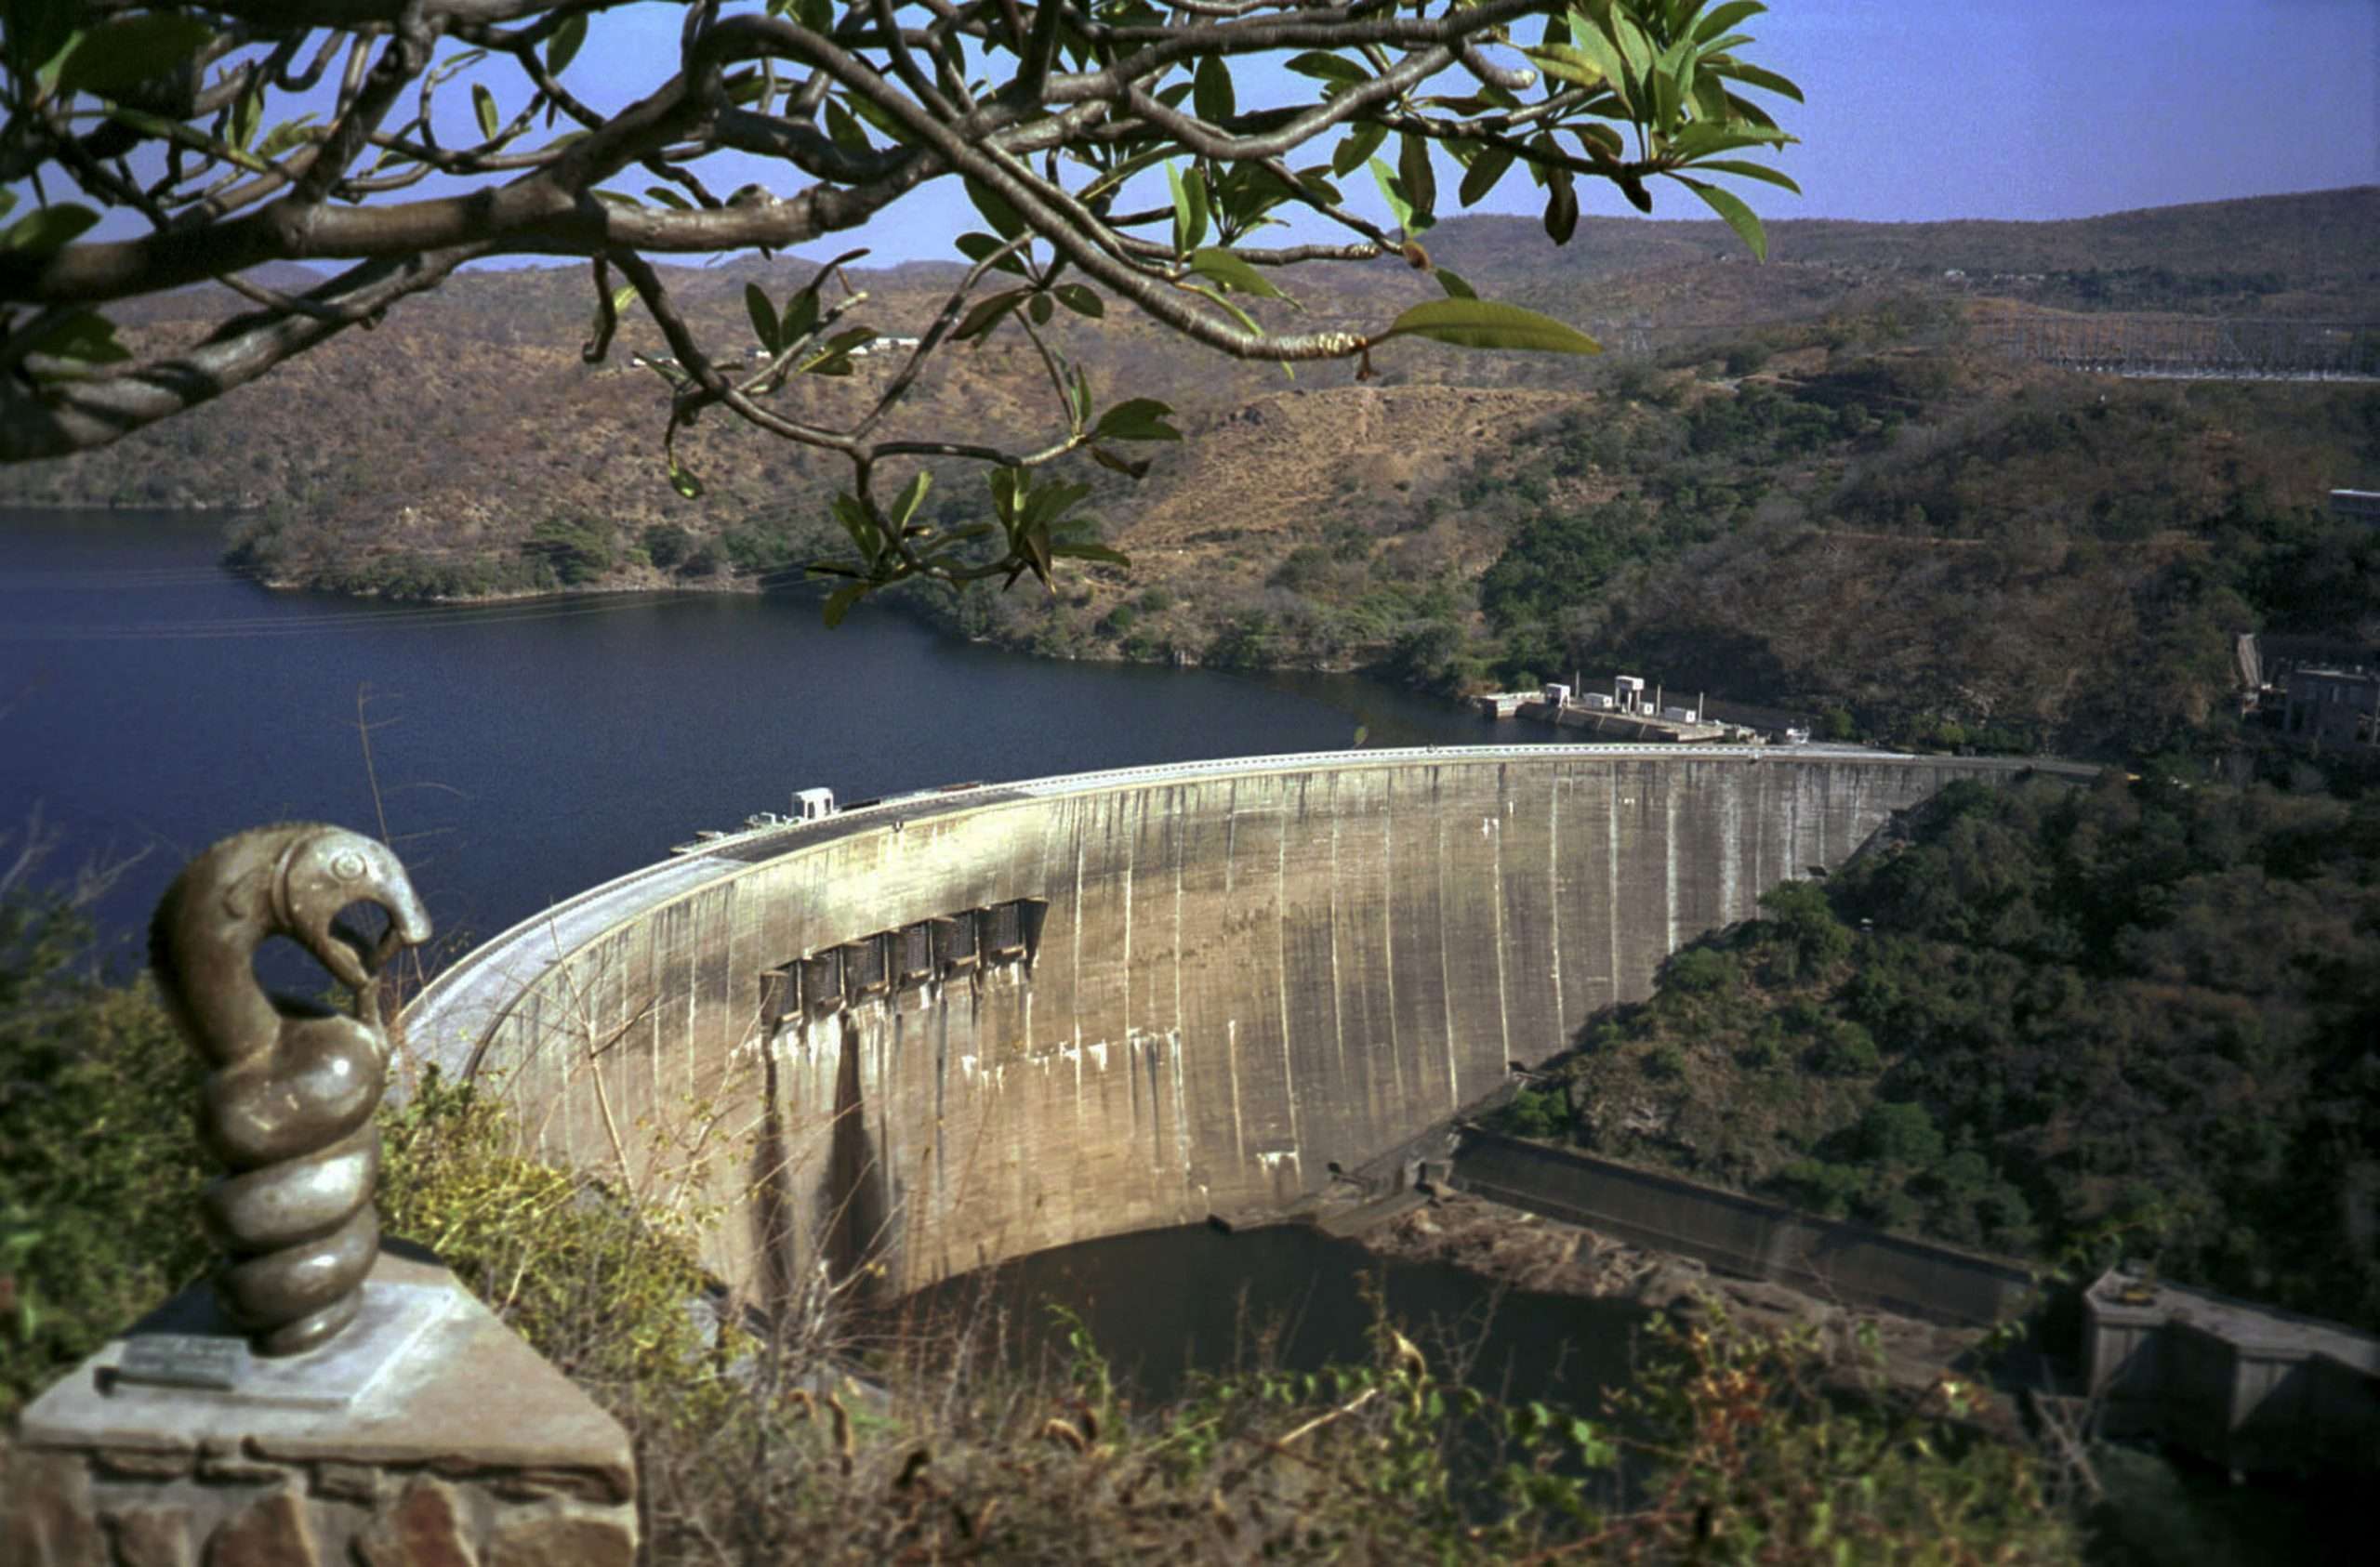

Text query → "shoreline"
[1346,1190,2022,1431]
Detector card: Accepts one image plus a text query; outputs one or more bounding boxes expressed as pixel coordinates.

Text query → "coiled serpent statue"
[150,824,431,1357]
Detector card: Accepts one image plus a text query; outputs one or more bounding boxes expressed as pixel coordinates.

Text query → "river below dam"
[0,507,1633,1408]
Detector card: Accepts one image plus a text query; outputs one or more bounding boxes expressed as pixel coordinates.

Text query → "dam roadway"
[401,744,2091,1302]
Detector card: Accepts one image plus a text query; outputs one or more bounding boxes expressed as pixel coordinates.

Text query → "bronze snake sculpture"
[150,824,430,1356]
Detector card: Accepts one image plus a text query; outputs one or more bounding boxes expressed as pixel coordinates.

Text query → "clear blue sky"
[36,2,2380,263]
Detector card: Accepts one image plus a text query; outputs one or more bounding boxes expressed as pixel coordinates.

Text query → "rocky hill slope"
[6,189,2375,758]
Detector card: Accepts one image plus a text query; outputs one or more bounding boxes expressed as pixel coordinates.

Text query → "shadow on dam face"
[404,748,2089,1301]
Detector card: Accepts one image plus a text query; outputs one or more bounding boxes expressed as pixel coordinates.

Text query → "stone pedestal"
[4,1250,636,1567]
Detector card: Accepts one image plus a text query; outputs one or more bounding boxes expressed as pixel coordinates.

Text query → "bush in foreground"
[2,897,2080,1561]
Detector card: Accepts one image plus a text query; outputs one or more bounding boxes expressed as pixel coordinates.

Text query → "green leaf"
[1695,3,1768,45]
[1666,121,1789,160]
[1560,18,1633,112]
[231,86,261,151]
[842,88,910,142]
[1458,145,1514,208]
[1024,480,1091,530]
[1377,298,1602,355]
[1089,446,1151,479]
[832,493,882,564]
[1605,7,1657,86]
[1690,157,1801,195]
[1193,55,1235,123]
[1051,540,1130,566]
[800,327,878,375]
[1709,58,1805,103]
[23,309,129,366]
[797,0,834,33]
[3,203,99,252]
[1397,134,1436,228]
[548,13,588,75]
[1524,43,1610,91]
[1368,157,1411,232]
[1330,122,1386,178]
[1283,52,1367,86]
[1185,283,1263,342]
[1054,283,1103,318]
[1436,267,1477,300]
[745,283,778,351]
[1167,163,1210,254]
[55,15,216,97]
[1542,173,1579,244]
[1680,177,1767,260]
[590,189,641,207]
[1028,292,1053,326]
[1649,54,1682,131]
[890,470,932,530]
[1188,247,1287,301]
[779,286,820,344]
[822,582,869,627]
[1293,165,1344,207]
[823,98,870,152]
[1093,398,1183,441]
[954,288,1029,342]
[1571,122,1626,161]
[256,113,318,159]
[954,231,1027,276]
[645,185,692,210]
[962,177,1025,241]
[0,190,16,220]
[473,83,500,141]
[667,454,704,499]
[103,106,270,172]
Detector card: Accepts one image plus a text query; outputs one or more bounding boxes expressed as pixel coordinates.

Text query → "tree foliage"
[0,0,1800,608]
[1514,772,2380,1332]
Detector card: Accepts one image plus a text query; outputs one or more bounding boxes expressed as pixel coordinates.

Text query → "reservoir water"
[0,506,1627,1409]
[0,507,1551,952]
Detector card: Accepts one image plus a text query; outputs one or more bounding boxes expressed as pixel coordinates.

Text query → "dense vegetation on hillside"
[0,877,2081,1562]
[5,192,2376,761]
[1501,770,2380,1333]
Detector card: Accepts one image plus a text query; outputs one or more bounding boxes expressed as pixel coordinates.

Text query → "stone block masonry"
[4,1251,635,1567]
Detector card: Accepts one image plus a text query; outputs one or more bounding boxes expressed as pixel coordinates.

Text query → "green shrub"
[0,902,205,1417]
[522,517,617,586]
[1498,1085,1569,1140]
[1661,946,1737,996]
[1808,1018,1882,1077]
[641,522,694,570]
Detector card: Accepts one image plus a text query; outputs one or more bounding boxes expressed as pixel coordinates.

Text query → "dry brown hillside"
[6,191,2374,757]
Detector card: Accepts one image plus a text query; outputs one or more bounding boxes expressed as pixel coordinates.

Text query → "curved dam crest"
[403,746,2082,1301]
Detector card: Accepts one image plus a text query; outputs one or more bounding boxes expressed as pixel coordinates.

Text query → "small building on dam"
[401,746,2085,1307]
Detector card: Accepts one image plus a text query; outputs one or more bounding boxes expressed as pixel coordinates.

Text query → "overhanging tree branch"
[0,0,1803,607]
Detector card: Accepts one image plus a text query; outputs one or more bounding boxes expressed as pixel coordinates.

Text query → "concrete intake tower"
[403,746,2080,1302]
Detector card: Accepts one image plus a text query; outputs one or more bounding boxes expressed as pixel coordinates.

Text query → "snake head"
[272,828,432,994]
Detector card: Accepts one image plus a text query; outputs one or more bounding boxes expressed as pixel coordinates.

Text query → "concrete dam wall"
[402,747,2073,1302]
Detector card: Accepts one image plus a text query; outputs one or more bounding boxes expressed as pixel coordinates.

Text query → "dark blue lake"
[0,507,1545,956]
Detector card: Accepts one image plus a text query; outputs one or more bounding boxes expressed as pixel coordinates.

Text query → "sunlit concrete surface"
[403,746,2092,1300]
